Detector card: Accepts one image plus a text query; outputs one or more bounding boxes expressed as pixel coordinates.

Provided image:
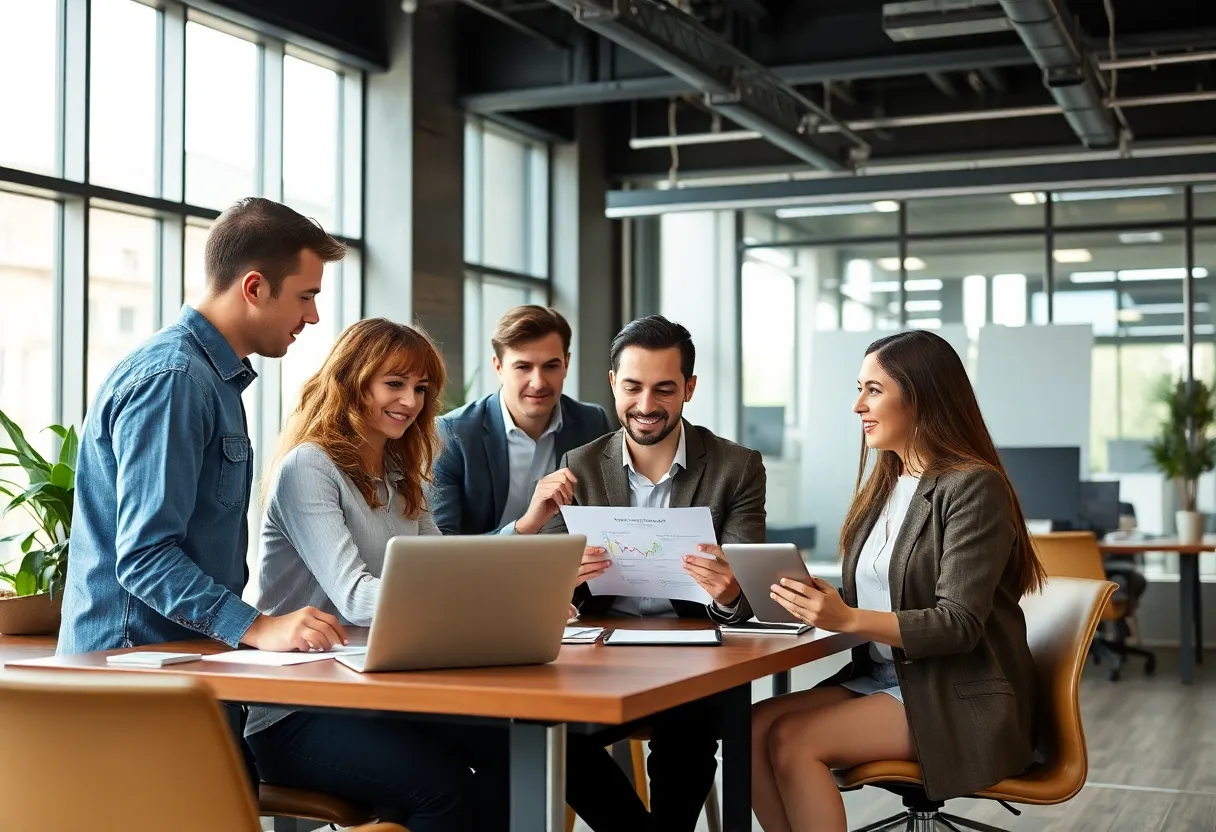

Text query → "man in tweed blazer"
[535,316,766,832]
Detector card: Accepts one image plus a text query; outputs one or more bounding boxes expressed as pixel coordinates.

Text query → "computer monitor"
[996,446,1081,529]
[1078,480,1121,538]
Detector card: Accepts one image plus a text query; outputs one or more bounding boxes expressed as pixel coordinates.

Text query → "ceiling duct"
[995,0,1118,148]
[542,0,867,170]
[882,0,1014,41]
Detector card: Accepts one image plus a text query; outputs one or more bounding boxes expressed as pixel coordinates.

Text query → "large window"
[727,187,1216,572]
[0,1,365,581]
[462,118,550,402]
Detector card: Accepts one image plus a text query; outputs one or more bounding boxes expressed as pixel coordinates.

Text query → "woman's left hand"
[770,576,858,633]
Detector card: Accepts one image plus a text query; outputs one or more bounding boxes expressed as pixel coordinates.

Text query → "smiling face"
[610,346,696,446]
[363,362,430,444]
[245,248,325,358]
[493,332,569,424]
[854,350,914,455]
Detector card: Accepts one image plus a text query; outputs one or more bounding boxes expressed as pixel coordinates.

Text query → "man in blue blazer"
[431,305,614,536]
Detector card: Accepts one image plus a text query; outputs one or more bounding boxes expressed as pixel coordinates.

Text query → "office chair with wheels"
[1034,530,1156,681]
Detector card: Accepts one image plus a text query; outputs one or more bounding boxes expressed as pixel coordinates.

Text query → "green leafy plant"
[1147,377,1216,512]
[0,409,76,597]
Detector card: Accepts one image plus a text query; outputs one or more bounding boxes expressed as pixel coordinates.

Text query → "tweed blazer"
[834,466,1037,801]
[541,422,765,624]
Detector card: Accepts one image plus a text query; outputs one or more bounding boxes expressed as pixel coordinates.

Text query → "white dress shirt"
[497,394,563,532]
[855,474,919,662]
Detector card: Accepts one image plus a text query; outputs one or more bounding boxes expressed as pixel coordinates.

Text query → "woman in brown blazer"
[751,329,1045,832]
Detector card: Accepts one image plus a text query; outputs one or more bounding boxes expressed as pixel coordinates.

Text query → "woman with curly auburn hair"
[246,317,509,832]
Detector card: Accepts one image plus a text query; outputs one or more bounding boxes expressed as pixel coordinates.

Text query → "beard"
[621,408,680,446]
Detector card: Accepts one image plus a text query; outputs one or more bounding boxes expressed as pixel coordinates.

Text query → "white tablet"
[721,543,816,625]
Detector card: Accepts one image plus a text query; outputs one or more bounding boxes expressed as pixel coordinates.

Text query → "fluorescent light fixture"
[1120,324,1216,337]
[1130,302,1212,315]
[1010,191,1046,206]
[1116,309,1143,322]
[1054,187,1177,202]
[869,278,943,292]
[909,318,943,330]
[905,299,943,312]
[1118,231,1165,244]
[1071,267,1209,282]
[1052,248,1093,263]
[775,201,901,219]
[876,256,927,271]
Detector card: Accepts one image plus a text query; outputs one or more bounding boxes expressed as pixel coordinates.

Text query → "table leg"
[1180,557,1198,684]
[772,670,791,697]
[510,721,566,832]
[719,683,752,832]
[1194,567,1204,665]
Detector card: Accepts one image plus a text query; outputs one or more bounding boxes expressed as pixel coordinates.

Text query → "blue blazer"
[430,391,615,535]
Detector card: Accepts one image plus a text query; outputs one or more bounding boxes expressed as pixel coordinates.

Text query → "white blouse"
[855,475,920,662]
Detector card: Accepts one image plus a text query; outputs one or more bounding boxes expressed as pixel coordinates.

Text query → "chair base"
[1090,635,1157,681]
[854,810,1010,832]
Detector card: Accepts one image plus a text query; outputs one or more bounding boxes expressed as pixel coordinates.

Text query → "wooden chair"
[833,575,1116,832]
[0,670,405,832]
[1033,530,1157,680]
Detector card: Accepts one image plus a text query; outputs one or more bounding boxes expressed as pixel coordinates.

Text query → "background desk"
[1099,539,1213,684]
[6,619,861,832]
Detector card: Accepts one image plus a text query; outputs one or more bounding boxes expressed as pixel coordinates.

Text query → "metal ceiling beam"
[995,0,1118,148]
[539,0,868,169]
[603,147,1216,216]
[462,43,1033,113]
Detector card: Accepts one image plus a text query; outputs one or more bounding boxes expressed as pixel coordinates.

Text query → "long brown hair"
[838,330,1046,595]
[270,318,447,519]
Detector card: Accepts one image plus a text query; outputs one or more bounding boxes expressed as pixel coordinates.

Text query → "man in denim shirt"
[60,197,349,661]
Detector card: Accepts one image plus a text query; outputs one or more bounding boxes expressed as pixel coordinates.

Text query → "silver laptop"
[336,533,586,673]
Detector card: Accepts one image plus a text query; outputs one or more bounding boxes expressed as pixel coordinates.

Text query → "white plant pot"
[1176,510,1205,544]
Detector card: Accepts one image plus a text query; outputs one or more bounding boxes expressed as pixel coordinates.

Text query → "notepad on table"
[106,651,203,667]
[562,626,604,644]
[602,629,721,646]
[720,621,812,636]
[200,646,368,667]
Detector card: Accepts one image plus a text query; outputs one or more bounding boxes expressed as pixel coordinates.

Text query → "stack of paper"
[200,645,368,667]
[562,626,604,644]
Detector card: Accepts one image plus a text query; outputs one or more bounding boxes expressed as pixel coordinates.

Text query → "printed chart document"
[559,505,717,604]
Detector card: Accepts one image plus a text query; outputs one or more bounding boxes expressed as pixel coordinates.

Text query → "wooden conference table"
[4,620,862,832]
[1098,538,1214,685]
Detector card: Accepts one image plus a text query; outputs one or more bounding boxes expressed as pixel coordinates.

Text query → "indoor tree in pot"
[0,409,75,635]
[1148,378,1216,544]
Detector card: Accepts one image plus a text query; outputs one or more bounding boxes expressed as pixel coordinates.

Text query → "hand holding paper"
[558,506,718,604]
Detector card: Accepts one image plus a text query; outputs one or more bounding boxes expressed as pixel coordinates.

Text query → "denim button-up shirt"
[58,305,261,654]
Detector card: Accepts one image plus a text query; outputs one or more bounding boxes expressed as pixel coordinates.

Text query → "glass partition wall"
[727,185,1216,579]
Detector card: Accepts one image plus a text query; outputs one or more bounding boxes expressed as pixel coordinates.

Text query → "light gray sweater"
[247,442,439,736]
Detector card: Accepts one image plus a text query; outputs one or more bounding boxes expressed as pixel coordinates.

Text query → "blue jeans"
[247,712,510,832]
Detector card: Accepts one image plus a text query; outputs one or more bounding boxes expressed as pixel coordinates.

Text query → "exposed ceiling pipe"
[1099,49,1216,71]
[995,0,1118,148]
[627,89,1216,147]
[541,0,869,170]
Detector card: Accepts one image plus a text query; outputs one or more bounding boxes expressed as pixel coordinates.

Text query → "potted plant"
[1147,378,1216,544]
[0,409,76,635]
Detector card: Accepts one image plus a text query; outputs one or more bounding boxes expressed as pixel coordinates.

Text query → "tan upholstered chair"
[260,782,379,831]
[834,575,1116,832]
[0,671,405,832]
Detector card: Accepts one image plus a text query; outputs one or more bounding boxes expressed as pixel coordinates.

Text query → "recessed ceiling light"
[1117,309,1143,322]
[876,257,926,271]
[873,200,900,212]
[1053,248,1093,263]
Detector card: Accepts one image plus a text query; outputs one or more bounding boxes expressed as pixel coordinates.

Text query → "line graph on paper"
[557,505,718,603]
[600,533,701,591]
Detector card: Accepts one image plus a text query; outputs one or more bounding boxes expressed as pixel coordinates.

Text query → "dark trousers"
[247,712,511,832]
[224,704,259,793]
[566,697,721,832]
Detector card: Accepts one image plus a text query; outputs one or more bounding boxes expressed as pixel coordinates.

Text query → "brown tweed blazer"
[541,421,765,624]
[835,465,1038,801]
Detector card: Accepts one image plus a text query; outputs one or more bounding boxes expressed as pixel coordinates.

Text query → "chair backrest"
[1030,531,1109,582]
[0,671,260,832]
[1019,576,1116,800]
